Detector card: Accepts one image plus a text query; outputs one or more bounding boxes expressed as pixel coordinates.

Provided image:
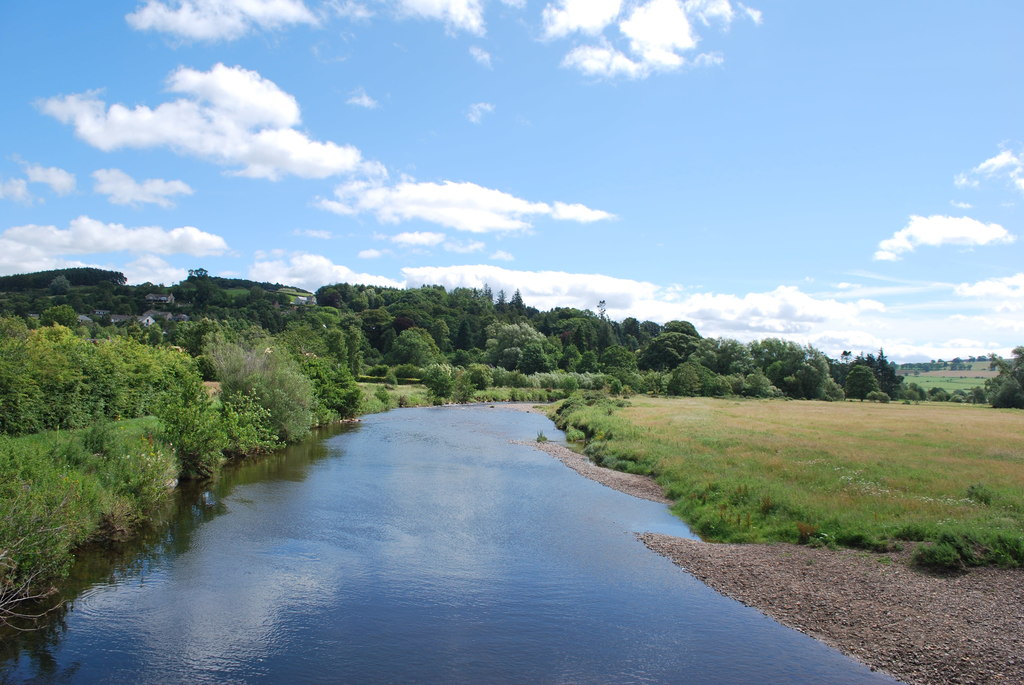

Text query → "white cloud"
[394,0,485,35]
[957,147,1024,194]
[562,44,645,79]
[249,252,403,291]
[621,0,696,70]
[40,63,366,180]
[358,248,387,258]
[125,0,317,41]
[93,168,193,207]
[950,200,972,209]
[467,101,495,124]
[469,46,492,67]
[0,178,32,204]
[122,254,189,285]
[25,164,76,195]
[541,0,622,38]
[873,215,1015,261]
[392,231,446,246]
[443,239,485,253]
[685,0,734,25]
[490,250,514,261]
[292,228,333,239]
[1,215,229,257]
[317,178,614,232]
[551,201,615,222]
[955,273,1024,299]
[330,1,373,20]
[557,0,744,79]
[739,3,761,24]
[347,87,379,109]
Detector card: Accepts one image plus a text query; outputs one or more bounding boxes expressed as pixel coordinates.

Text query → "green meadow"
[552,395,1024,568]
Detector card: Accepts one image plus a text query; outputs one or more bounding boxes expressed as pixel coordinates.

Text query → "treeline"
[4,268,1023,409]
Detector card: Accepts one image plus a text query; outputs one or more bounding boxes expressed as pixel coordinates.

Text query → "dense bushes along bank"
[551,393,1024,571]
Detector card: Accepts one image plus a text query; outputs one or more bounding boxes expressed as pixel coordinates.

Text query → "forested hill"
[1,266,1020,407]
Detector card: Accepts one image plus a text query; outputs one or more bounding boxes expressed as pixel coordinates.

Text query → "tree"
[387,328,442,367]
[638,332,700,371]
[48,275,71,295]
[845,365,879,401]
[988,347,1024,409]
[40,305,78,328]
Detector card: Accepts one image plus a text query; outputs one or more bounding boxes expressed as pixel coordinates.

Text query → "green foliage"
[846,366,881,400]
[40,305,79,328]
[208,337,314,442]
[865,390,890,403]
[0,418,176,616]
[421,363,456,401]
[220,393,281,457]
[156,382,227,479]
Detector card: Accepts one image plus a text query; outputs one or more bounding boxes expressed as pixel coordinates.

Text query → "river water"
[2,406,895,684]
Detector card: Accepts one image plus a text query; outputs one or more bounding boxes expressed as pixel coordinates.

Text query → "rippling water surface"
[2,406,895,683]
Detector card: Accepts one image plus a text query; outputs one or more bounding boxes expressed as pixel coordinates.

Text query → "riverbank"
[509,412,1024,685]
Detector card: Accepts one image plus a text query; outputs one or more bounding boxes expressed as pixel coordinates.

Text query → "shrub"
[221,393,281,457]
[208,338,314,443]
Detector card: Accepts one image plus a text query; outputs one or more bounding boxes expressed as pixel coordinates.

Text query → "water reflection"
[2,408,894,684]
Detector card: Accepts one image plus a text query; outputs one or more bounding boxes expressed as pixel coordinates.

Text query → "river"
[1,405,895,683]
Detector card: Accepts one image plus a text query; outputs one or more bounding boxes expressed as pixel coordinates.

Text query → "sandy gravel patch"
[638,534,1024,685]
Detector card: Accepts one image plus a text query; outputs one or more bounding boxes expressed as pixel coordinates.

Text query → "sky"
[1,1,1022,362]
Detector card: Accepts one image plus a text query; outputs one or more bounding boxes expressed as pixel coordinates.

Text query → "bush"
[157,386,227,479]
[221,393,281,457]
[208,338,314,443]
[866,390,890,403]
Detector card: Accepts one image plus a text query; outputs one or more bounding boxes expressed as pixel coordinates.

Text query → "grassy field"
[902,375,990,393]
[552,395,1024,566]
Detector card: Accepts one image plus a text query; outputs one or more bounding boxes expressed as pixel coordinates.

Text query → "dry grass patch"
[555,395,1024,566]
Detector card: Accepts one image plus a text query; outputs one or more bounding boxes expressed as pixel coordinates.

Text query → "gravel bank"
[639,534,1024,685]
[504,410,1024,685]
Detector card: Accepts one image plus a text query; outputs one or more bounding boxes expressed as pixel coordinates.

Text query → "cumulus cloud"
[1,215,229,258]
[392,231,446,246]
[443,239,485,253]
[394,0,485,35]
[542,0,622,37]
[249,252,403,291]
[40,63,367,180]
[0,178,32,204]
[122,254,189,285]
[93,168,193,207]
[126,0,318,41]
[317,178,614,232]
[292,228,333,239]
[555,0,753,79]
[955,273,1024,299]
[397,266,884,337]
[956,147,1024,194]
[469,46,492,67]
[358,248,388,258]
[490,250,514,261]
[25,164,76,195]
[347,87,379,109]
[873,215,1015,261]
[467,102,495,124]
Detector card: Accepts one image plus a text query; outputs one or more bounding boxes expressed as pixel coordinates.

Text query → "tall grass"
[1,418,177,624]
[552,395,1024,568]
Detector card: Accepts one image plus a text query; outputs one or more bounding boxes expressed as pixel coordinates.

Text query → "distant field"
[277,287,314,297]
[556,396,1024,561]
[902,376,989,392]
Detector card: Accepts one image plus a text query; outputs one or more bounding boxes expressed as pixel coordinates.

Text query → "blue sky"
[1,1,1022,361]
